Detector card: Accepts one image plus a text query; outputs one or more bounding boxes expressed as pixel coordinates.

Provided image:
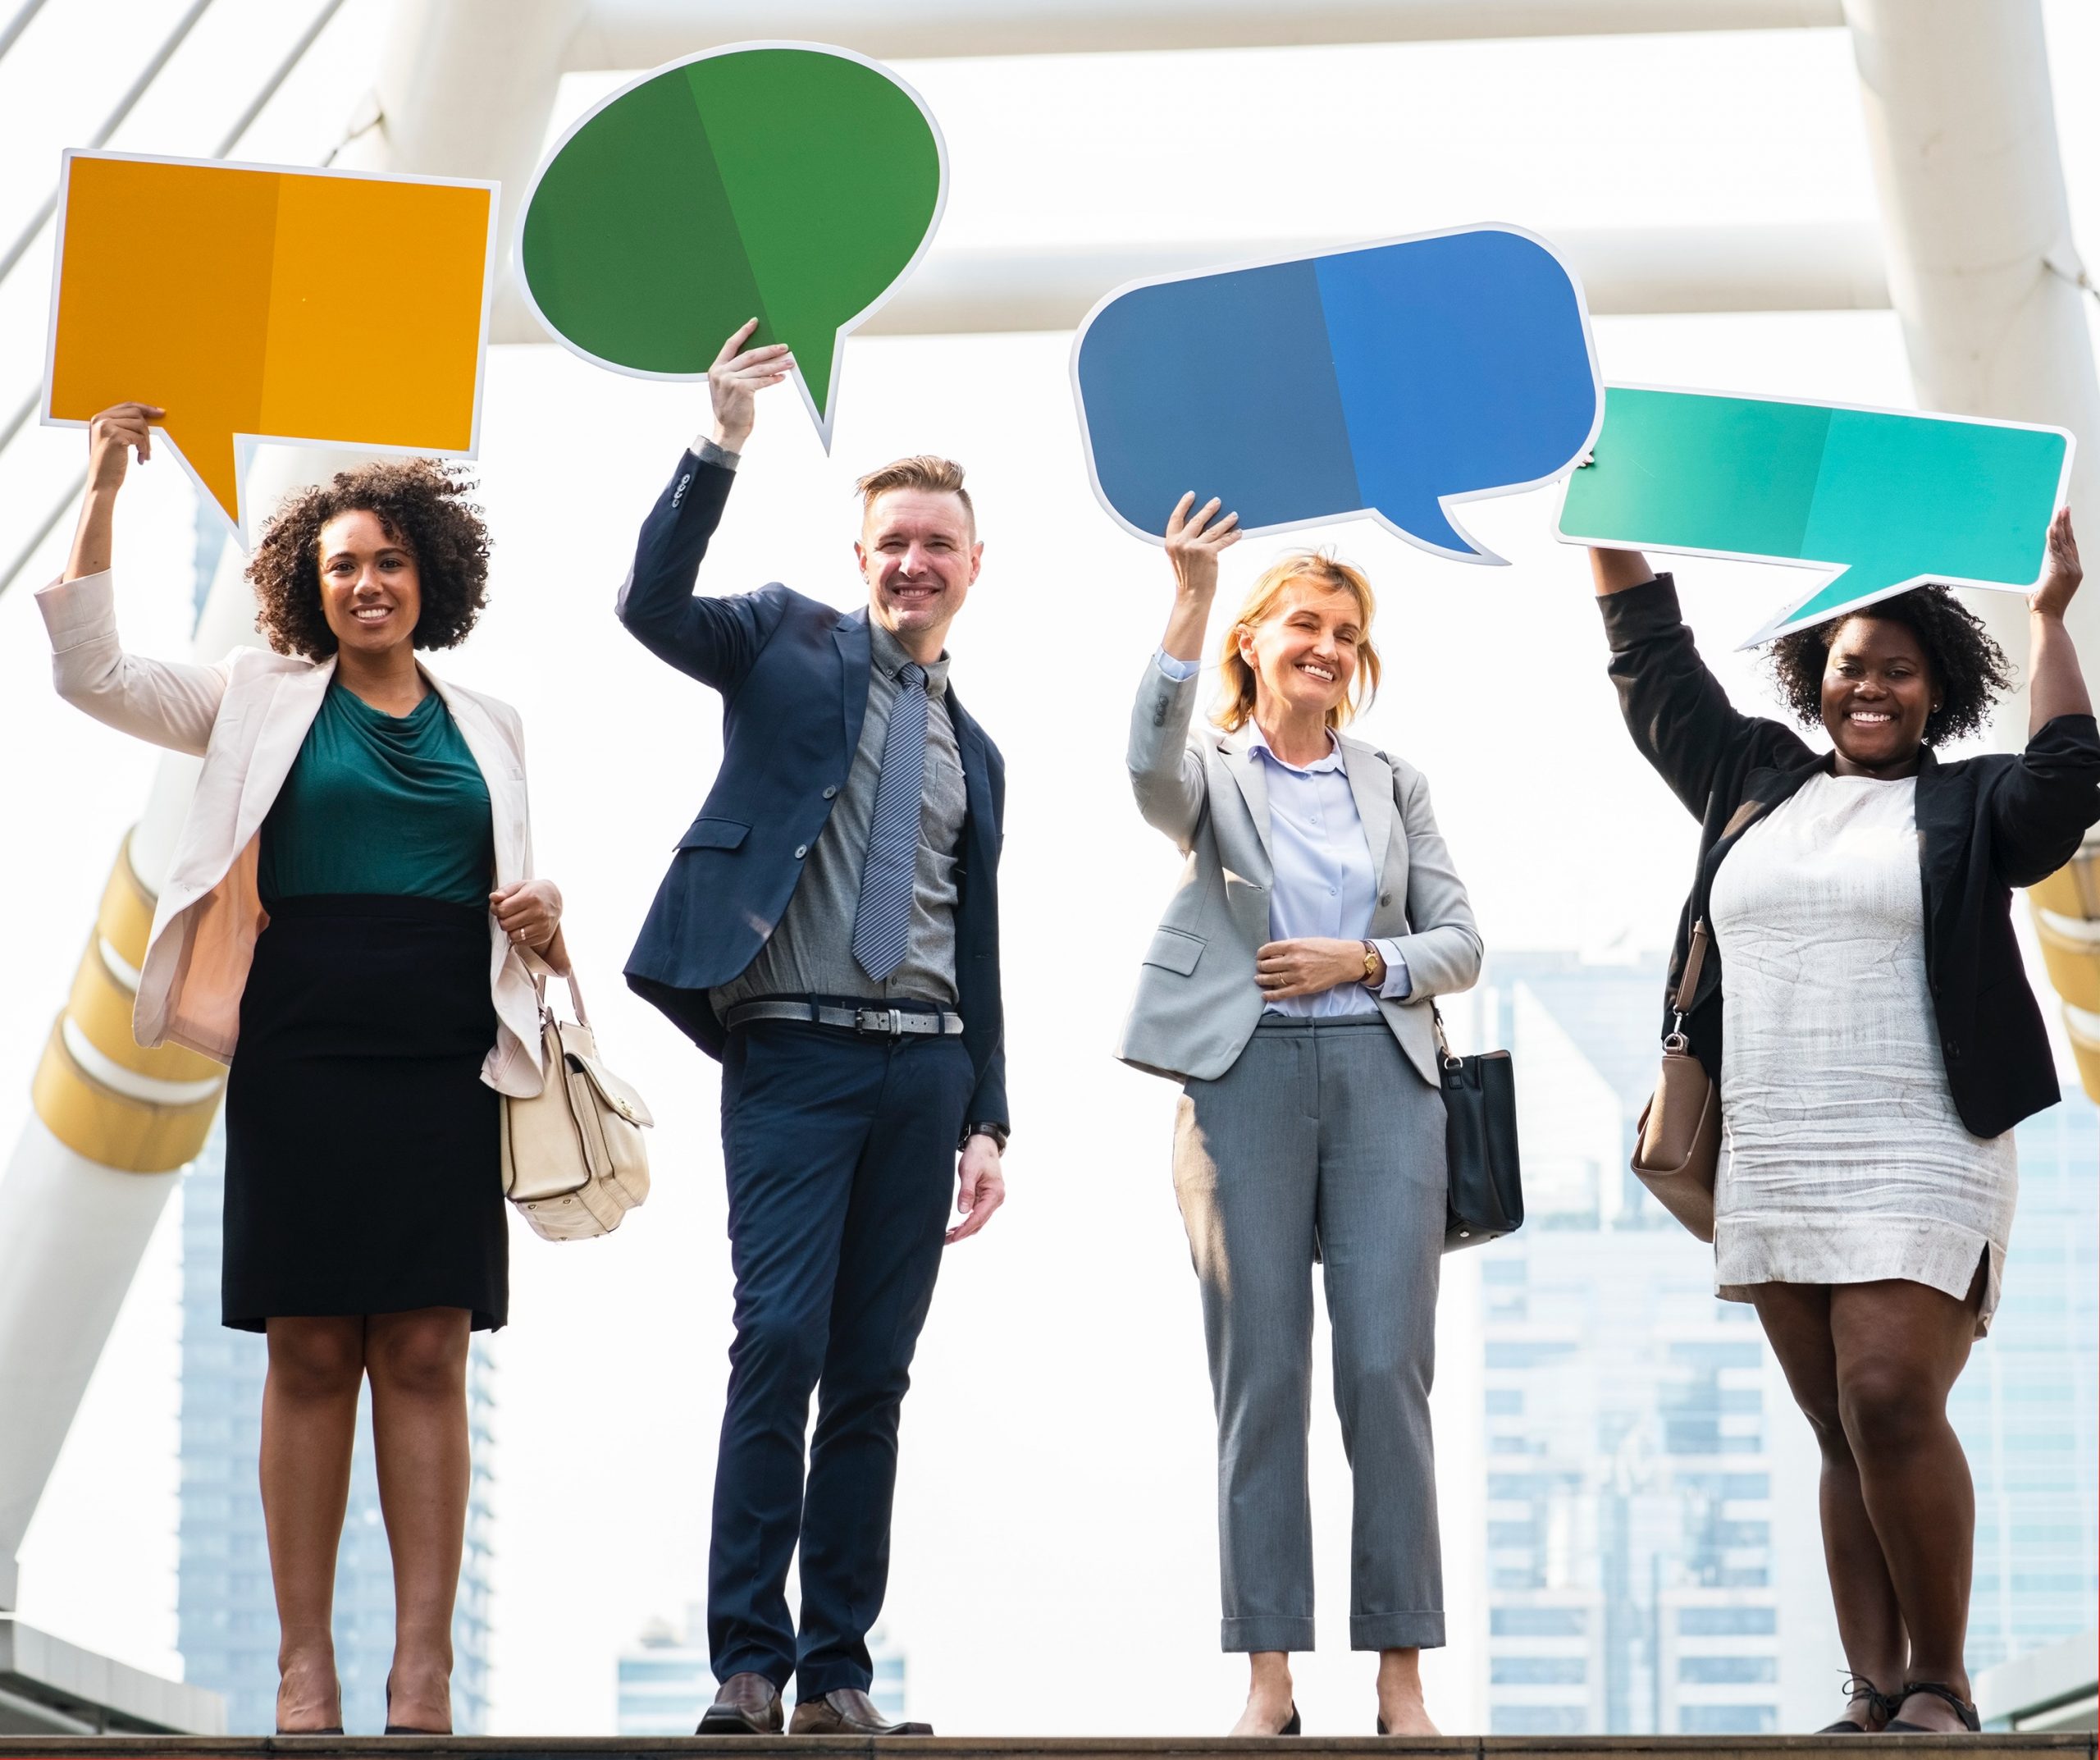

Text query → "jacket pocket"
[677,816,750,852]
[1141,926,1205,976]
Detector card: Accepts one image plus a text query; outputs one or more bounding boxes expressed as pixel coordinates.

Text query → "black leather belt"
[723,999,965,1038]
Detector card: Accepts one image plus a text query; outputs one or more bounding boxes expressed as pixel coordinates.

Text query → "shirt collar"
[870,616,951,698]
[1247,725,1344,775]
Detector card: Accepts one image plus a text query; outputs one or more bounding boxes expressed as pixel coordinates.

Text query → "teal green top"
[259,682,495,910]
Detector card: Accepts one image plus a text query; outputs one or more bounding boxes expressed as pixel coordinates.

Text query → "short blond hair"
[854,455,974,529]
[1216,551,1381,734]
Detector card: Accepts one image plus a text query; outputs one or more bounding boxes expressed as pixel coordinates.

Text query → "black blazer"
[615,452,1008,1130]
[1602,574,2100,1140]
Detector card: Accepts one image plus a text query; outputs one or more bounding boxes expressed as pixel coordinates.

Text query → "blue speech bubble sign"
[1070,225,1603,560]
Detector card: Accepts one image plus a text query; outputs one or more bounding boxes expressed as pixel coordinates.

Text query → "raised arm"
[1129,493,1239,847]
[614,321,796,693]
[1988,510,2100,881]
[1589,546,1806,818]
[37,403,230,756]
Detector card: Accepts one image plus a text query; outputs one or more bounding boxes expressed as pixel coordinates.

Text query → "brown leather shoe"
[696,1671,784,1735]
[788,1687,932,1735]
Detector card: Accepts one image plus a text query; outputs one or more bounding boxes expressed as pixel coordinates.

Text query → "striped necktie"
[851,661,929,983]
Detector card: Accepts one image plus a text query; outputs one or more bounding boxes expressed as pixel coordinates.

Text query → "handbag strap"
[1431,1003,1461,1071]
[518,944,591,1030]
[1667,918,1710,1042]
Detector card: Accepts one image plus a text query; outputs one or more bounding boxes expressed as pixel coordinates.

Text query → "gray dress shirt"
[712,617,969,1013]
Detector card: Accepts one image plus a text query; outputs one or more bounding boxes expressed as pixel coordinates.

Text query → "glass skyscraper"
[176,1127,495,1734]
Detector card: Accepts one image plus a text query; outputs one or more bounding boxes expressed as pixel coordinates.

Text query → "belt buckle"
[856,1006,903,1037]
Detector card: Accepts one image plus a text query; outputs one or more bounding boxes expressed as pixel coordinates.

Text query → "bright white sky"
[2,0,2097,1739]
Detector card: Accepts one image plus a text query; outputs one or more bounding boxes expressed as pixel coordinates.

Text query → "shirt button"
[823,785,838,799]
[794,843,809,858]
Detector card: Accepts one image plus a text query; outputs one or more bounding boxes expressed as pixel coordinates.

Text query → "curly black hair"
[246,459,491,660]
[1765,584,2011,747]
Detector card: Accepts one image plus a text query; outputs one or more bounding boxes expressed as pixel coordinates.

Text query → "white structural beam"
[569,0,1843,64]
[1842,0,2100,697]
[491,222,1888,344]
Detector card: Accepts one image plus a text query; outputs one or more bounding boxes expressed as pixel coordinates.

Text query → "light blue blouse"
[1155,651,1411,1017]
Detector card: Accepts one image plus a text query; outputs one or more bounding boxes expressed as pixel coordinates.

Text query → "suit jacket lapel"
[1342,739,1396,885]
[234,657,335,849]
[428,671,528,886]
[1221,733,1274,861]
[835,607,872,757]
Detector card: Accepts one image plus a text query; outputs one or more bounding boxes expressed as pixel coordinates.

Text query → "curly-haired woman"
[37,404,566,1735]
[1590,513,2098,1736]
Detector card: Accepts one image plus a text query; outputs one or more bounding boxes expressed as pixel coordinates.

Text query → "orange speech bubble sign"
[45,151,497,537]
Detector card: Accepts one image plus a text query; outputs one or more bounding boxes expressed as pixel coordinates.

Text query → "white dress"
[1707,770,2016,1335]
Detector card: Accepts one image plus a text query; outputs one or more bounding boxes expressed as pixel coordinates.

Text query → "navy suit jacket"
[616,451,1008,1129]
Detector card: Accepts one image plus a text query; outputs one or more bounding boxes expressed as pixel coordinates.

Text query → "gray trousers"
[1174,1015,1447,1653]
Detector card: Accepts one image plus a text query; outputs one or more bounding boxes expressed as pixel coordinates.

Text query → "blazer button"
[1380,892,1393,907]
[823,785,838,799]
[794,843,809,858]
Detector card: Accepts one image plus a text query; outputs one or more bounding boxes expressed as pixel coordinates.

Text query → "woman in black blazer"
[1591,513,2097,1735]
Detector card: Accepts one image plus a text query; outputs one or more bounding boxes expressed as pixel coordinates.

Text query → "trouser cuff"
[1222,1615,1316,1653]
[712,1652,792,1692]
[1350,1609,1446,1650]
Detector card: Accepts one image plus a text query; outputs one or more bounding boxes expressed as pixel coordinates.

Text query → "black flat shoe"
[1818,1675,1898,1734]
[1885,1681,1980,1733]
[1280,1704,1301,1735]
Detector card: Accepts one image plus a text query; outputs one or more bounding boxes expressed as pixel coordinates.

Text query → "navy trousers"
[708,1019,975,1697]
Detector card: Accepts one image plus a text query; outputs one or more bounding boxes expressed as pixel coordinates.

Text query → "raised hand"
[2032,507,2082,620]
[708,318,793,453]
[65,402,165,581]
[1160,491,1241,663]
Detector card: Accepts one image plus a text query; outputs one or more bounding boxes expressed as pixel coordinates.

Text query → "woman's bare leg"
[261,1316,365,1732]
[1232,1651,1296,1735]
[1830,1263,1987,1730]
[366,1307,472,1733]
[1377,1646,1438,1734]
[1750,1284,1903,1725]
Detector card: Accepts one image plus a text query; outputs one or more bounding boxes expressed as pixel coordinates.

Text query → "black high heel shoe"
[1279,1703,1302,1736]
[1817,1675,1898,1734]
[1884,1681,1981,1733]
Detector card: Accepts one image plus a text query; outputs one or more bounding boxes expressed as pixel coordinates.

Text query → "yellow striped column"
[2029,832,2100,1102]
[30,836,224,1173]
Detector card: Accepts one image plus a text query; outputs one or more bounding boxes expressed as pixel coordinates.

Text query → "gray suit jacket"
[1119,658,1483,1086]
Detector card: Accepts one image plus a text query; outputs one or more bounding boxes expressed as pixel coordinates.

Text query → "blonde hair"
[853,455,974,529]
[1215,551,1381,734]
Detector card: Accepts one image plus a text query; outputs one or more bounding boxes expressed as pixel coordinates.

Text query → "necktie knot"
[899,661,926,689]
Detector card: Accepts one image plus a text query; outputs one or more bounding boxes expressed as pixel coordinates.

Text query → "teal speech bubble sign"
[1558,386,2074,643]
[517,43,947,449]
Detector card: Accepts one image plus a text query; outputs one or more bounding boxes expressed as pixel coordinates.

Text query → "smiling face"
[316,509,421,657]
[1237,578,1362,725]
[855,487,982,653]
[1819,613,1938,774]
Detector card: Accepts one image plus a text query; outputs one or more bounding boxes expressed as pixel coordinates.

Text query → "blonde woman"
[1122,494,1482,1736]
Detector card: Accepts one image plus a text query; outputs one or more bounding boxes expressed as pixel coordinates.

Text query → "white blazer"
[37,570,546,1097]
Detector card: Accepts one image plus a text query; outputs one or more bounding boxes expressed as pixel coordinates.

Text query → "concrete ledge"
[0,1736,2090,1757]
[0,1619,224,1735]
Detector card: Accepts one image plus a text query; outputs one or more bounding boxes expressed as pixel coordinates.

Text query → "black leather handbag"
[1435,1008,1523,1251]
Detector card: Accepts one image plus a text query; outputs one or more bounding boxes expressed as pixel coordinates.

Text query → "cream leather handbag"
[500,949,654,1241]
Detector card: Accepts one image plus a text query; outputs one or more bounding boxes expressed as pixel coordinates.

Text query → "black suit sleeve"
[1599,574,1812,818]
[614,453,786,694]
[963,739,1007,1131]
[1986,712,2100,887]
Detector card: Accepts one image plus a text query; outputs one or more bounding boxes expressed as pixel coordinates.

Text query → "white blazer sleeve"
[36,570,231,757]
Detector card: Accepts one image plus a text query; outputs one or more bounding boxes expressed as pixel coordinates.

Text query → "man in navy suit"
[616,323,1008,1737]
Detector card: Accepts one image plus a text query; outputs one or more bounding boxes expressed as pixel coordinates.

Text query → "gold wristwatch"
[1361,940,1386,989]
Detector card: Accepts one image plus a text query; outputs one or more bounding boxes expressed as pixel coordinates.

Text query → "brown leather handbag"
[1632,919,1720,1242]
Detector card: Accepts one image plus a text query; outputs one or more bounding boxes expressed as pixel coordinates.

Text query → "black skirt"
[223,894,507,1332]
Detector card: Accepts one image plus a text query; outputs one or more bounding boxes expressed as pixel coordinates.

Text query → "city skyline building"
[176,1127,495,1735]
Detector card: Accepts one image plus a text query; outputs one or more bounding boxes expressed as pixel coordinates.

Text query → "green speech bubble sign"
[517,43,947,449]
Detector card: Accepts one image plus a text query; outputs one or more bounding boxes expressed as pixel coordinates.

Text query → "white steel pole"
[1842,0,2100,1095]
